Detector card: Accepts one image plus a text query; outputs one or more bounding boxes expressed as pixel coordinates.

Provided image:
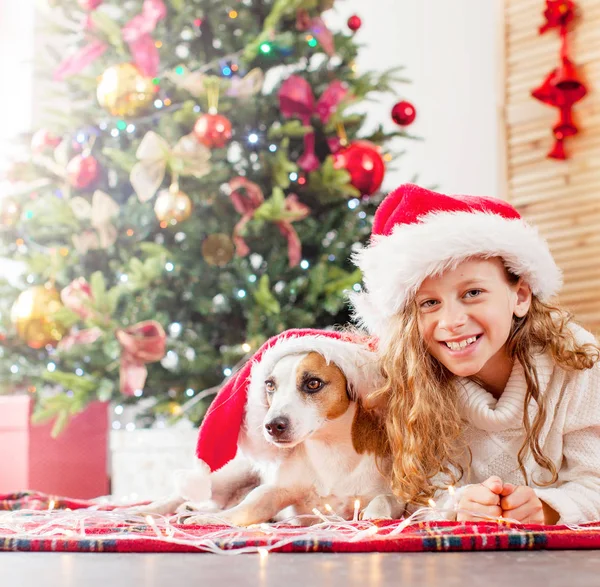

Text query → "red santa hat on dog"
[351,184,562,343]
[195,328,380,474]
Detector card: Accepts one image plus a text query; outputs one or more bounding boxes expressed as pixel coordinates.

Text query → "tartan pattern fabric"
[2,492,600,553]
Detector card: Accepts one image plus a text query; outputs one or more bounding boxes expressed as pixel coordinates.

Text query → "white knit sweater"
[435,324,600,524]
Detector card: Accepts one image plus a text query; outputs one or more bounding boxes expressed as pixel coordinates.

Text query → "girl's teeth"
[445,336,477,351]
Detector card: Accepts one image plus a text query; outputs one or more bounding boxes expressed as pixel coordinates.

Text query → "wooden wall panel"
[504,0,600,334]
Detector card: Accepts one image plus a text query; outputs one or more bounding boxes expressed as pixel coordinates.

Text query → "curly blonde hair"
[368,265,600,506]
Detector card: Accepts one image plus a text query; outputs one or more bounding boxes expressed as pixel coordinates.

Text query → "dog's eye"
[304,378,323,393]
[265,380,275,393]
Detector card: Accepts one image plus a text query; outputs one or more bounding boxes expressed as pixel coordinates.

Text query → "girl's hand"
[499,483,545,524]
[456,476,503,521]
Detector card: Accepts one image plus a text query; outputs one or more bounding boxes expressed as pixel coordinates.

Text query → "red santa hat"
[195,328,381,473]
[351,183,562,342]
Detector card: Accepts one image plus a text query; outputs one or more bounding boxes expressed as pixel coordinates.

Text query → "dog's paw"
[176,499,220,514]
[361,495,399,521]
[121,496,185,517]
[361,505,392,521]
[182,513,234,526]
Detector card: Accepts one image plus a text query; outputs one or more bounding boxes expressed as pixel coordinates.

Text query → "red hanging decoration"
[193,113,233,149]
[332,140,385,197]
[66,154,100,189]
[347,15,362,32]
[548,138,567,160]
[553,106,577,139]
[30,129,62,153]
[539,0,575,34]
[391,100,417,126]
[531,1,586,160]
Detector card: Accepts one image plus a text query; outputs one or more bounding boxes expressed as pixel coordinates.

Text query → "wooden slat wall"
[504,0,600,334]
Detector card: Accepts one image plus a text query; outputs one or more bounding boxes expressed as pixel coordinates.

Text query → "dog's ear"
[351,400,389,457]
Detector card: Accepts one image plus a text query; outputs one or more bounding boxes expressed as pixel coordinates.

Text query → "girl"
[351,183,600,525]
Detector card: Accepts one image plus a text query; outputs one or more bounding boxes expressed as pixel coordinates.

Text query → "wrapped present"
[0,396,109,498]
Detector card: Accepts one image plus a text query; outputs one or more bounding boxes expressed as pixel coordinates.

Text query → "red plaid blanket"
[2,492,600,553]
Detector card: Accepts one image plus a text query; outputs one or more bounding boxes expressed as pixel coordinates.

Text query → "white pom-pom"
[173,460,212,502]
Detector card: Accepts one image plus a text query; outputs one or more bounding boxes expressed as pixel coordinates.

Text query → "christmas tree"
[0,0,416,434]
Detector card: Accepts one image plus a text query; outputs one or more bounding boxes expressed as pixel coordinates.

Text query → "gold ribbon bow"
[70,190,120,254]
[130,131,212,202]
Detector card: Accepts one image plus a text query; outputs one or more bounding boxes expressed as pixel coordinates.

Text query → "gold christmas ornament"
[154,187,193,224]
[202,233,235,266]
[11,285,67,349]
[97,63,155,117]
[0,198,21,227]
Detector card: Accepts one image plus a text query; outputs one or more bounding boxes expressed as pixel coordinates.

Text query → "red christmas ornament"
[553,57,587,105]
[31,129,61,153]
[553,106,578,139]
[391,100,417,126]
[193,113,233,149]
[531,68,560,106]
[66,154,100,189]
[333,140,385,197]
[78,0,102,9]
[539,0,575,34]
[548,138,567,160]
[347,15,362,32]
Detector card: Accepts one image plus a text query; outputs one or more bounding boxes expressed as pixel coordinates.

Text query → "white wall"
[0,1,35,285]
[0,0,35,174]
[326,0,502,198]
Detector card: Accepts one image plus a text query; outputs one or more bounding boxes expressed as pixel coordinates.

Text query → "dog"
[136,330,404,526]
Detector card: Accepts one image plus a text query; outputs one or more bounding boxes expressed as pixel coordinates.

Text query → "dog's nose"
[265,416,289,438]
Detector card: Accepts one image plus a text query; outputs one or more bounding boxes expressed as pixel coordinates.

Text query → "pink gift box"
[0,396,109,498]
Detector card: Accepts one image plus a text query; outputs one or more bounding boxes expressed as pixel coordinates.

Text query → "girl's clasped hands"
[457,476,558,524]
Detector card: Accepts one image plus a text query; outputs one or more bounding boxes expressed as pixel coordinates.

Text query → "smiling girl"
[352,184,600,525]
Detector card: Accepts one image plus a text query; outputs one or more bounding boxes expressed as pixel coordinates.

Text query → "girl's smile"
[438,333,483,355]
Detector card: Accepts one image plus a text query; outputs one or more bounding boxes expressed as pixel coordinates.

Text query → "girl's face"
[415,257,532,391]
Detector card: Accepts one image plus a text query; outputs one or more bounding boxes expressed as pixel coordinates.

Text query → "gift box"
[110,426,198,500]
[0,396,109,498]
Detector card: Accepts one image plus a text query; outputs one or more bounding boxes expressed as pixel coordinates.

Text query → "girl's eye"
[464,289,483,299]
[304,379,323,393]
[265,381,275,393]
[419,299,438,309]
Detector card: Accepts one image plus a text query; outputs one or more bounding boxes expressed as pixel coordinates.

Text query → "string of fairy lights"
[0,491,591,555]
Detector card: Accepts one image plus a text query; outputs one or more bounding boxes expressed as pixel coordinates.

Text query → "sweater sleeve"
[535,361,600,525]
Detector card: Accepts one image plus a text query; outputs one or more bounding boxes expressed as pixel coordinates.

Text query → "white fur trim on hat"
[351,210,562,340]
[248,334,381,402]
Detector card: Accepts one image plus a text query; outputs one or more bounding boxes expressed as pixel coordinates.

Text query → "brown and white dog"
[139,330,404,526]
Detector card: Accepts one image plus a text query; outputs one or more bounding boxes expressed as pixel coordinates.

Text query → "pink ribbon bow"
[115,320,166,396]
[54,0,166,81]
[60,277,95,319]
[278,76,348,172]
[121,0,167,77]
[296,11,335,56]
[229,177,310,267]
[57,277,104,351]
[54,39,108,81]
[58,327,103,352]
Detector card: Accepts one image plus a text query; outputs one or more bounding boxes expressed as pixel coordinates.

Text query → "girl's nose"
[438,303,468,332]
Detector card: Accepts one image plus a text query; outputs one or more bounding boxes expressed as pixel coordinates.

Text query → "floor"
[3,550,599,586]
